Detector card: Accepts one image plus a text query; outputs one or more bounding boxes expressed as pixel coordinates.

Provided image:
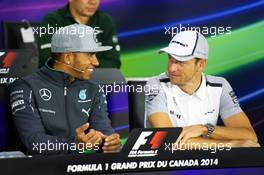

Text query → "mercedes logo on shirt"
[39,88,52,101]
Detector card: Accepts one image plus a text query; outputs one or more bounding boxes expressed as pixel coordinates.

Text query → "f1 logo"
[132,131,168,150]
[132,131,152,150]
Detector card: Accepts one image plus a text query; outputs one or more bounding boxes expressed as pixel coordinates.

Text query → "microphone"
[54,59,85,73]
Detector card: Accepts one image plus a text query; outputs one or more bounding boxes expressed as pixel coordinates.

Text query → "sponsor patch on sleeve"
[145,83,160,102]
[10,89,26,114]
[146,89,160,102]
[229,91,239,105]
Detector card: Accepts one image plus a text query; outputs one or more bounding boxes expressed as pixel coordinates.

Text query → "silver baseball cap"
[159,30,209,61]
[51,24,112,53]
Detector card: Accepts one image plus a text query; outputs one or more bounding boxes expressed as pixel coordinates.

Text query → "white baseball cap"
[159,30,208,61]
[51,24,112,53]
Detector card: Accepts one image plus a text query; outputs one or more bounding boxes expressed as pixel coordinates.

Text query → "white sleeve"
[145,78,168,118]
[220,78,243,120]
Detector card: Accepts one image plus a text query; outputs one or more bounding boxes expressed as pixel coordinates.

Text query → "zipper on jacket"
[64,86,67,96]
[64,80,72,147]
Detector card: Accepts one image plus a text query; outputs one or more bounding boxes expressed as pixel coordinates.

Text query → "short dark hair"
[194,57,202,64]
[51,53,63,60]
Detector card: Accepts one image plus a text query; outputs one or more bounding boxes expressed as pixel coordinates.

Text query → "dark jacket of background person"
[37,5,121,68]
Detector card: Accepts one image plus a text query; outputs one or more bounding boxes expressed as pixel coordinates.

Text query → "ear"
[201,59,207,68]
[197,59,207,72]
[62,52,73,64]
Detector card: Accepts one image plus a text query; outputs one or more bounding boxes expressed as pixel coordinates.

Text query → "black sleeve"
[10,79,76,155]
[89,89,114,136]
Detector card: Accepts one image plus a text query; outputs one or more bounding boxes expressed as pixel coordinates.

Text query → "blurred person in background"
[38,0,121,68]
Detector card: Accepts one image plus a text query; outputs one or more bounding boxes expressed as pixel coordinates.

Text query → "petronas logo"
[79,89,87,100]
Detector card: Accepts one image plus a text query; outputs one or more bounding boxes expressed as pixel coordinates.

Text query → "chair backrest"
[2,21,39,67]
[127,80,147,130]
[91,68,129,138]
[90,68,126,84]
[3,21,39,49]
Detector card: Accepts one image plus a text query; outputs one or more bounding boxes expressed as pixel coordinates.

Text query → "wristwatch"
[202,123,215,138]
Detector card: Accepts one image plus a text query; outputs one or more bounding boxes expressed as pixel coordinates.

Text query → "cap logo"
[171,40,188,47]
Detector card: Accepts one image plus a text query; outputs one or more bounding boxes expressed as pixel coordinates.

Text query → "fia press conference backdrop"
[0,0,264,174]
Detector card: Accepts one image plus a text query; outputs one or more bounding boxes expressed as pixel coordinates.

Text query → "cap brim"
[51,46,113,53]
[158,47,194,61]
[82,46,113,52]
